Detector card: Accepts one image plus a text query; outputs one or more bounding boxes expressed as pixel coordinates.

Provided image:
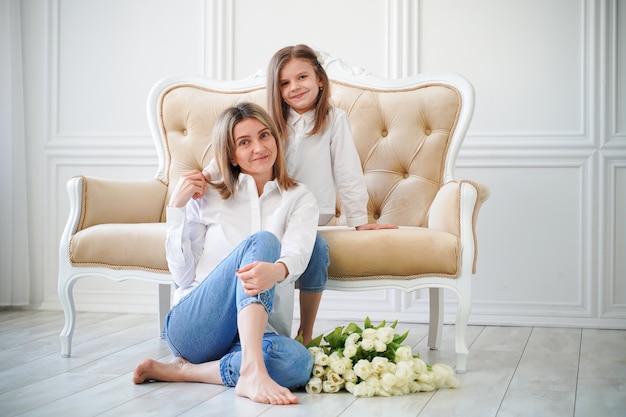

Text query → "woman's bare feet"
[134,357,298,405]
[133,357,188,384]
[235,369,298,405]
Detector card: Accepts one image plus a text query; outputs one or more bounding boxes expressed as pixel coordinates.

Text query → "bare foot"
[133,357,188,384]
[235,371,298,405]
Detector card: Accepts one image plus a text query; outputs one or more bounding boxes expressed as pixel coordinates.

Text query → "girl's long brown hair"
[210,102,297,199]
[267,44,331,142]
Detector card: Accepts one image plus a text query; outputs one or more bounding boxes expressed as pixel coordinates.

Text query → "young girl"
[269,43,399,338]
[202,44,397,344]
[134,102,317,405]
[267,44,397,232]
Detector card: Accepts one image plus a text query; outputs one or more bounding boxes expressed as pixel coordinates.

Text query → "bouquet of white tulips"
[303,318,459,397]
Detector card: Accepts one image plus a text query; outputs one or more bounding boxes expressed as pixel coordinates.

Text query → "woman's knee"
[252,230,280,246]
[250,231,281,258]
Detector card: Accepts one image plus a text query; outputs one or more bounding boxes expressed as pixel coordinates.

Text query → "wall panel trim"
[204,0,233,79]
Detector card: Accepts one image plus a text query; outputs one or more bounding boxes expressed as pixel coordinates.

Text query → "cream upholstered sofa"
[58,56,489,372]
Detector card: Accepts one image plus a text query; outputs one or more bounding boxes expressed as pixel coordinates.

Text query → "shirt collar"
[236,172,283,196]
[288,108,316,126]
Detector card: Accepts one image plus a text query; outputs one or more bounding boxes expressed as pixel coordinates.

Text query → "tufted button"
[373,213,380,220]
[425,129,431,135]
[182,129,188,136]
[403,173,409,179]
[381,130,388,137]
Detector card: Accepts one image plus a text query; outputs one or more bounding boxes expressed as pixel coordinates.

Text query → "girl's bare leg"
[133,357,222,385]
[234,303,298,405]
[297,291,322,345]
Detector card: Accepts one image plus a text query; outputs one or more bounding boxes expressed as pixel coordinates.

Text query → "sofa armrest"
[69,175,168,231]
[428,180,490,273]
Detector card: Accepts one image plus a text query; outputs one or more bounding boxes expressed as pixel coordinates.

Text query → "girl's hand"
[169,170,207,208]
[236,261,289,296]
[355,223,399,230]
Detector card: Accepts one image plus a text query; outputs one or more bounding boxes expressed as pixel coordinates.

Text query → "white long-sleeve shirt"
[165,173,319,336]
[286,107,369,226]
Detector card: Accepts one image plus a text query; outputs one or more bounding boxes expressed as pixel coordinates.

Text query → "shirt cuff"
[276,257,297,284]
[346,214,369,228]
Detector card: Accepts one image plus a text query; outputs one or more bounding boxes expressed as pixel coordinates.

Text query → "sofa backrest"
[148,65,474,227]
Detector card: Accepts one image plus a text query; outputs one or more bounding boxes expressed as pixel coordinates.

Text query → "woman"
[133,102,318,405]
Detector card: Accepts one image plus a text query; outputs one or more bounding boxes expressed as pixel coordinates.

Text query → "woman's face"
[232,117,277,183]
[279,58,323,114]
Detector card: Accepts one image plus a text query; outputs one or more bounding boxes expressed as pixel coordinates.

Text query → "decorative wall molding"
[45,136,156,153]
[606,0,625,138]
[458,138,598,161]
[48,0,59,139]
[386,0,419,78]
[315,289,406,322]
[41,289,158,313]
[204,0,233,79]
[599,155,626,317]
[315,297,625,329]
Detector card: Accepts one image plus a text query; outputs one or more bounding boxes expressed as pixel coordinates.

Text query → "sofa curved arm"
[67,175,169,232]
[428,180,490,273]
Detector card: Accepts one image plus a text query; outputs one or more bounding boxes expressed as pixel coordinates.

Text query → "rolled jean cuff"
[219,353,237,387]
[237,289,273,316]
[298,283,326,293]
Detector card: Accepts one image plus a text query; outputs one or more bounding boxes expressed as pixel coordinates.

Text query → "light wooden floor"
[0,309,624,417]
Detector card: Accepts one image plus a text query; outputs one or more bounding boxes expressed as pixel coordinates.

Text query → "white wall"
[11,0,626,328]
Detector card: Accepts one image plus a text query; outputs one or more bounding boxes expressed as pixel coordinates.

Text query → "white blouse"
[165,173,319,336]
[286,107,369,227]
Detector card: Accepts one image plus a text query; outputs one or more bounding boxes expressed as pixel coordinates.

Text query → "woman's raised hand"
[192,170,212,200]
[169,170,207,208]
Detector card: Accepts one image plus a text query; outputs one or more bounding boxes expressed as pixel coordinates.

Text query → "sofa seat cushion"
[319,226,459,280]
[69,223,168,272]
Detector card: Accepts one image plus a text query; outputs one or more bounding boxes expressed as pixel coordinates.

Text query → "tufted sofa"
[58,57,489,372]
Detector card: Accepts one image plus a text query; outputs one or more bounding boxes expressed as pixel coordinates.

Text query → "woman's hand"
[236,261,288,296]
[355,223,399,230]
[192,170,212,200]
[169,170,207,208]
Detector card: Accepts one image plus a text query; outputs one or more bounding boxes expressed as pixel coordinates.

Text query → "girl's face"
[278,58,324,114]
[232,117,277,184]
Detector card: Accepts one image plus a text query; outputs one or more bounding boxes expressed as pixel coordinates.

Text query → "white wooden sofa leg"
[58,276,77,358]
[158,284,171,336]
[454,286,471,373]
[428,287,444,350]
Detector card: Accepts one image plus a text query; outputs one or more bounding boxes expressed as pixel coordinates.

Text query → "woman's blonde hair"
[267,44,331,141]
[210,102,297,199]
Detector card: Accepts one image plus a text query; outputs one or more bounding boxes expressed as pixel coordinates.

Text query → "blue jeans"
[162,231,314,388]
[297,232,329,292]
